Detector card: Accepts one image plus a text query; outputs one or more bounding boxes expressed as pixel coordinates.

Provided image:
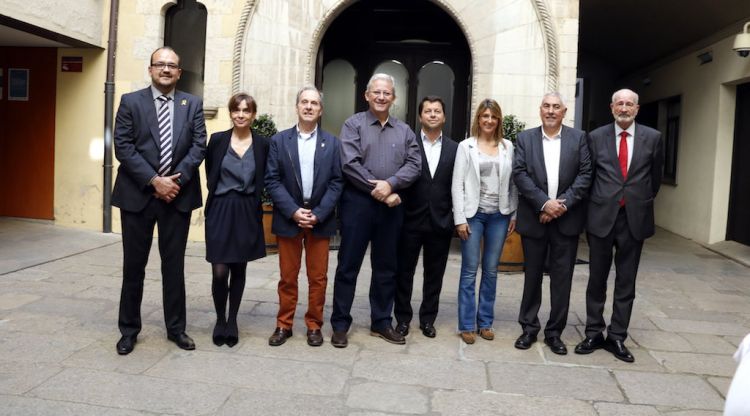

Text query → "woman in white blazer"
[452,99,518,344]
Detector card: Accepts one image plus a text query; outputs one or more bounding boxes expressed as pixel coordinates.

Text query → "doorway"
[727,82,750,245]
[317,0,471,140]
[0,47,57,219]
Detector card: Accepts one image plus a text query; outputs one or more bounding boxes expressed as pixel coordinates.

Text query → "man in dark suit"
[512,92,591,355]
[265,86,343,347]
[394,96,458,339]
[112,47,206,355]
[575,88,663,363]
[330,73,421,348]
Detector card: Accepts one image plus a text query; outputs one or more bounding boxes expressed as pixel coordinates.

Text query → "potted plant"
[252,114,278,250]
[499,114,526,272]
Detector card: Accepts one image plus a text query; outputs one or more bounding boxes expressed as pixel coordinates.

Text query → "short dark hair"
[150,46,180,66]
[418,95,445,114]
[227,92,257,113]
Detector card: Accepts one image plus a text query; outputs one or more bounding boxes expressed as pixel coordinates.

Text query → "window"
[164,0,207,97]
[639,95,680,185]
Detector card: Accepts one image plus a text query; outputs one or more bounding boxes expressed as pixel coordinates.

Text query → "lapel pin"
[321,143,325,148]
[180,99,187,106]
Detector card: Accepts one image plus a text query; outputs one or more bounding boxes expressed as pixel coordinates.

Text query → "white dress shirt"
[615,123,635,170]
[421,130,443,178]
[542,126,562,201]
[297,126,317,201]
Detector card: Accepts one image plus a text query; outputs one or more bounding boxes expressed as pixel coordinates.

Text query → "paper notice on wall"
[8,68,29,101]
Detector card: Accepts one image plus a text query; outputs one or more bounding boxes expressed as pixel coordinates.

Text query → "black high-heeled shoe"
[212,321,226,346]
[225,320,239,347]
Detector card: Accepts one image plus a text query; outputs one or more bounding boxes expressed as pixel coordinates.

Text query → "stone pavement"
[0,217,748,415]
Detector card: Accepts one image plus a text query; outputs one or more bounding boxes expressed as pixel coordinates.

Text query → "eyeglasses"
[369,90,393,98]
[151,62,180,70]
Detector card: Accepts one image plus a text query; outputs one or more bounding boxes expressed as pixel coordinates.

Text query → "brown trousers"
[276,229,330,330]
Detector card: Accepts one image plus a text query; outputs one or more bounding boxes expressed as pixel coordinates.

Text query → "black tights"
[211,262,247,325]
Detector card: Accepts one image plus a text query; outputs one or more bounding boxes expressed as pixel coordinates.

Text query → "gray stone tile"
[236,332,360,366]
[145,349,349,396]
[218,389,346,416]
[681,332,739,354]
[463,337,547,364]
[594,402,660,416]
[661,411,723,416]
[0,394,155,416]
[630,329,692,352]
[0,293,41,310]
[62,339,169,375]
[614,370,724,410]
[650,317,748,336]
[650,351,736,377]
[0,331,95,363]
[353,350,486,391]
[28,368,231,415]
[346,382,428,414]
[707,376,731,398]
[432,390,597,416]
[543,345,665,371]
[487,362,623,401]
[0,361,63,394]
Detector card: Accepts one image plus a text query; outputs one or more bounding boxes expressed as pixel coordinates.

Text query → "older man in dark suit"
[265,86,343,347]
[574,88,663,363]
[112,46,206,354]
[394,96,458,339]
[512,92,591,355]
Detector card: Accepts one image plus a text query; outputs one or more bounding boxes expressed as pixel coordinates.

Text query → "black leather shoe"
[604,338,635,363]
[307,329,323,347]
[420,323,436,338]
[167,332,195,350]
[212,321,226,347]
[225,321,239,347]
[574,334,605,354]
[514,332,537,350]
[331,330,348,348]
[116,335,136,355]
[395,322,410,337]
[370,326,406,344]
[544,336,568,355]
[268,327,293,346]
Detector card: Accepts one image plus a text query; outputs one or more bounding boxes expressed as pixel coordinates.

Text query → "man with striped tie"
[112,46,206,355]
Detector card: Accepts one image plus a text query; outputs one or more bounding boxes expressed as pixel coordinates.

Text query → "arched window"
[321,59,356,135]
[164,0,207,97]
[416,61,455,137]
[373,60,409,122]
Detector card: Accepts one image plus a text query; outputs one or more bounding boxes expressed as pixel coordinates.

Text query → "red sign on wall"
[61,56,83,72]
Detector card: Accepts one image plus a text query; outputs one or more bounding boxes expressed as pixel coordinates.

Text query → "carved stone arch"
[231,0,259,95]
[304,0,479,108]
[531,0,560,92]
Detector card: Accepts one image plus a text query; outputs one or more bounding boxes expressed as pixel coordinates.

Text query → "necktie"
[157,95,173,176]
[618,131,628,206]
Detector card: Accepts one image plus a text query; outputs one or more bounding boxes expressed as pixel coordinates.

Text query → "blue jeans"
[458,211,510,332]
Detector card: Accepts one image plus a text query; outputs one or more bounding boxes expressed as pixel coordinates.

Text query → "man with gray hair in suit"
[512,92,591,355]
[330,73,421,348]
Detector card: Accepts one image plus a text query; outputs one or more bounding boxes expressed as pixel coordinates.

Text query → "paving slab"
[613,370,724,410]
[650,351,736,377]
[28,368,232,415]
[0,331,95,363]
[218,389,347,416]
[0,362,63,395]
[487,362,623,401]
[649,316,748,336]
[346,382,428,414]
[432,390,597,416]
[594,402,661,416]
[0,394,157,416]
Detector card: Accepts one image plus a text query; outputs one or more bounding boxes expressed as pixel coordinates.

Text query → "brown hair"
[227,93,257,114]
[470,98,504,147]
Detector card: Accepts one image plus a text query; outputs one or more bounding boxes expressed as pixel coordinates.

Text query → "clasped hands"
[540,198,567,224]
[152,173,181,203]
[293,208,319,229]
[369,179,401,207]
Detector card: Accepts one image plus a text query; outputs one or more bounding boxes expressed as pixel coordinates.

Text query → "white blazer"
[451,137,518,225]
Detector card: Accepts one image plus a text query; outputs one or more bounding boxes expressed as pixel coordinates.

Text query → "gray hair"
[296,85,323,107]
[612,89,639,104]
[366,73,396,97]
[542,91,566,108]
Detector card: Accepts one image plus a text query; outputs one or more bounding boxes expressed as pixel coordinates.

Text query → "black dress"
[205,142,265,263]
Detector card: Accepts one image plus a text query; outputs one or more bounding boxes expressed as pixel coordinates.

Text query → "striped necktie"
[157,95,173,176]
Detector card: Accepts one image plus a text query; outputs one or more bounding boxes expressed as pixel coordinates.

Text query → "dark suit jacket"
[401,135,458,234]
[513,125,592,238]
[587,122,663,240]
[264,126,343,237]
[204,128,269,221]
[112,87,206,213]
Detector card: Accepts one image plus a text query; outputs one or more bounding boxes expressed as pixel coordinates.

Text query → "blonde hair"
[470,98,504,148]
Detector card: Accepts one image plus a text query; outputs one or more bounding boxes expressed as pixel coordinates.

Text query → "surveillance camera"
[734,22,750,58]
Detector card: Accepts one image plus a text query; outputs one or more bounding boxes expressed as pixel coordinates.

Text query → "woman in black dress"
[204,93,268,347]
